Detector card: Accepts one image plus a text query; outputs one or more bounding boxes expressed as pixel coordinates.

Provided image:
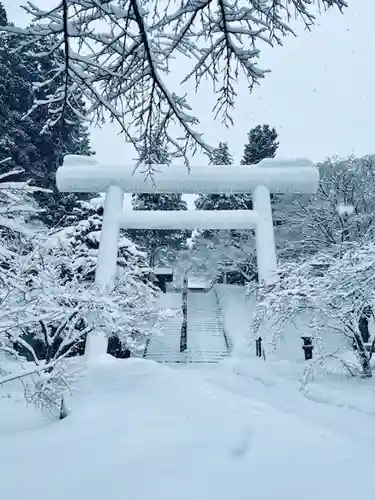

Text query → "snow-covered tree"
[0,1,7,26]
[275,155,375,261]
[177,229,256,286]
[0,160,48,380]
[0,241,159,415]
[193,141,256,280]
[209,142,233,166]
[241,124,279,165]
[131,133,187,266]
[0,176,160,414]
[0,162,47,266]
[0,3,93,227]
[195,142,249,211]
[251,242,375,378]
[49,200,151,282]
[1,1,347,163]
[239,124,280,212]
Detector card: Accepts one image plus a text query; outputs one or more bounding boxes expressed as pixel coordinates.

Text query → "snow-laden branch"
[0,237,161,414]
[1,0,347,161]
[275,155,375,260]
[0,361,58,386]
[251,241,375,378]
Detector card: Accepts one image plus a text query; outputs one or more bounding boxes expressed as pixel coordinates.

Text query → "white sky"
[3,1,375,207]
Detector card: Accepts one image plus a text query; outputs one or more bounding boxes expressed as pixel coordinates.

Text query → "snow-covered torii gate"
[56,155,319,356]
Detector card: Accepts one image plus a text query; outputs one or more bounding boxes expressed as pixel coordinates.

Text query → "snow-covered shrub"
[49,201,149,282]
[0,165,46,261]
[250,242,375,378]
[0,242,160,415]
[0,194,160,414]
[47,201,161,356]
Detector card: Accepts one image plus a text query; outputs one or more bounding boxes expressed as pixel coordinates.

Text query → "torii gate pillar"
[252,184,277,284]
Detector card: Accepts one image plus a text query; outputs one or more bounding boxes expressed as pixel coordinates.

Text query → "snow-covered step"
[186,290,229,363]
[144,293,184,363]
[144,290,229,364]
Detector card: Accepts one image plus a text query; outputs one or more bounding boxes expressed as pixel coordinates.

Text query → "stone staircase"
[185,290,229,363]
[144,290,229,364]
[144,293,185,363]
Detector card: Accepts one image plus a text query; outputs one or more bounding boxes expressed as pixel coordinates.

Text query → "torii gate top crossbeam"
[56,156,319,194]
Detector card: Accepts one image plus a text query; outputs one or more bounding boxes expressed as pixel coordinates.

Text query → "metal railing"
[180,275,188,352]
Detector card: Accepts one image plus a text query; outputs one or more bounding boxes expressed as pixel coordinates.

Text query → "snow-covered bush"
[0,242,160,415]
[0,192,160,415]
[250,242,375,378]
[49,201,149,282]
[0,165,46,260]
[47,201,161,355]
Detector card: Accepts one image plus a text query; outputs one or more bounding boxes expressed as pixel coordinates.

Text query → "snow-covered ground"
[217,283,351,361]
[1,284,375,500]
[1,356,375,500]
[215,284,256,356]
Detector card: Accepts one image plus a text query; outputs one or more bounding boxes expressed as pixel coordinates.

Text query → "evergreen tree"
[195,142,250,211]
[29,41,93,225]
[0,2,7,26]
[209,142,233,166]
[241,125,279,165]
[0,4,92,227]
[131,133,187,266]
[194,142,252,252]
[241,124,280,213]
[49,201,150,283]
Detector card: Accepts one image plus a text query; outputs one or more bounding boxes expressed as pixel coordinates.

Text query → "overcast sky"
[3,1,375,169]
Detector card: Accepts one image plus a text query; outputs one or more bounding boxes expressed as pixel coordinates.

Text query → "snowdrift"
[1,357,374,500]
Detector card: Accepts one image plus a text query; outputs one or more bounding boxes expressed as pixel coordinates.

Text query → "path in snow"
[1,358,374,500]
[144,290,229,363]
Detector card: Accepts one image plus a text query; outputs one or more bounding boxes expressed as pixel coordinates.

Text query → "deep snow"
[215,284,256,356]
[1,356,375,500]
[1,285,375,500]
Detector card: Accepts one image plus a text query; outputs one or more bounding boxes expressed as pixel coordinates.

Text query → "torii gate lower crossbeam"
[56,155,319,358]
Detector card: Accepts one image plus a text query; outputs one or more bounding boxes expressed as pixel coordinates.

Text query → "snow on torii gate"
[56,155,319,356]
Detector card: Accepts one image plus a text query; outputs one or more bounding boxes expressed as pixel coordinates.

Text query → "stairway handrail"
[180,275,188,352]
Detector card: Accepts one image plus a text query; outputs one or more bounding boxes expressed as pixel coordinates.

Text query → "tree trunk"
[358,305,372,343]
[353,330,372,378]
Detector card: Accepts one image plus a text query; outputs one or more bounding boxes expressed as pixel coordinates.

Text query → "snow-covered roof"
[188,277,209,289]
[152,268,173,276]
